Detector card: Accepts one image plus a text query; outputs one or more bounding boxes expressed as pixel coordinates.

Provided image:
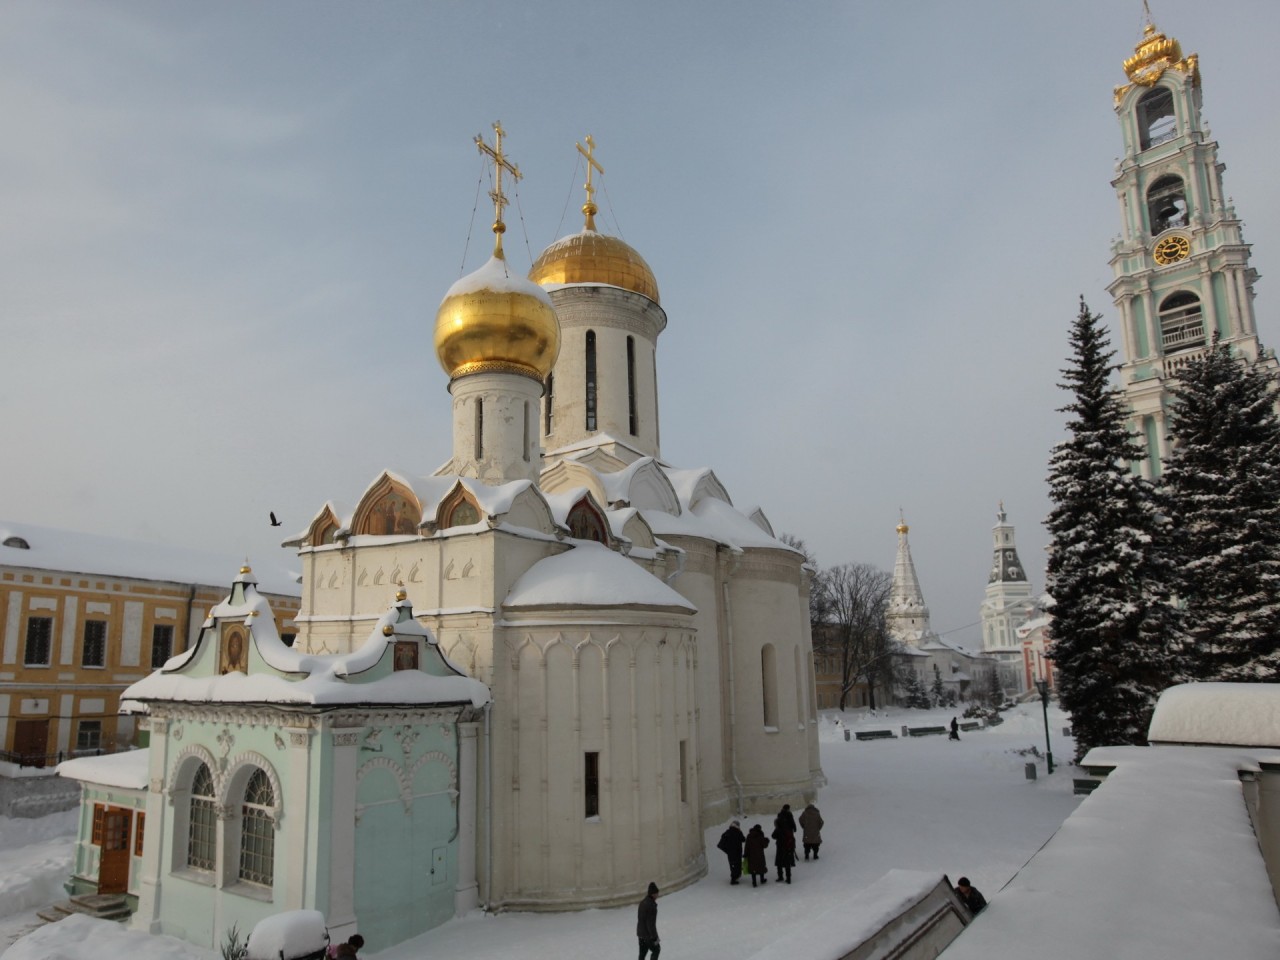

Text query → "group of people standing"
[716,802,824,888]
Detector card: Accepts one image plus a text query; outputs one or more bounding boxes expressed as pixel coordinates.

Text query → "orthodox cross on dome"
[576,135,604,231]
[475,121,522,258]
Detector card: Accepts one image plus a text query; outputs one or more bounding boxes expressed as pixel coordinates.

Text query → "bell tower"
[1107,15,1275,477]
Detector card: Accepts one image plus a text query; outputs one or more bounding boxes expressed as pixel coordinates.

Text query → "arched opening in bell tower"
[1158,291,1205,353]
[1147,174,1188,234]
[1137,87,1177,149]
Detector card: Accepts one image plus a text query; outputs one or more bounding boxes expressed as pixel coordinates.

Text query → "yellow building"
[0,522,299,766]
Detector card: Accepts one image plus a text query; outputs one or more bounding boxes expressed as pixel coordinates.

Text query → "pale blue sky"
[3,1,1279,643]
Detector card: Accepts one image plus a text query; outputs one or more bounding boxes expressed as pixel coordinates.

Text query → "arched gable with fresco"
[352,476,421,537]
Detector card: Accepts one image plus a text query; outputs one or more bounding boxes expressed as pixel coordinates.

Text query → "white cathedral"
[286,133,822,914]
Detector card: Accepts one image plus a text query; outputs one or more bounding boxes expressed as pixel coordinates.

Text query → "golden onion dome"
[897,522,909,535]
[434,253,561,381]
[529,221,660,304]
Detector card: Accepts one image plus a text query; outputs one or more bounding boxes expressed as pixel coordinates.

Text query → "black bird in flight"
[269,511,282,527]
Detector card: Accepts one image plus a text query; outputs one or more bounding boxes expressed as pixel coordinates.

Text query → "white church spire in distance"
[887,514,932,648]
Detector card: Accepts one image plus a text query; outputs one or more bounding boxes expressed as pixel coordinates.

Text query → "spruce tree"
[1161,341,1280,681]
[930,664,946,706]
[1045,298,1177,761]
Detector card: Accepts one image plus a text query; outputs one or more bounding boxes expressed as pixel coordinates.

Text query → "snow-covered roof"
[942,743,1280,960]
[125,576,489,708]
[504,541,695,613]
[58,749,150,790]
[0,520,300,598]
[643,495,796,552]
[1148,682,1280,747]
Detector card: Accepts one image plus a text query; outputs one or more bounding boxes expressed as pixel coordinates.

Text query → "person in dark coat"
[637,881,660,959]
[772,804,797,884]
[949,716,960,741]
[955,876,987,915]
[743,823,770,887]
[798,802,824,860]
[716,819,746,884]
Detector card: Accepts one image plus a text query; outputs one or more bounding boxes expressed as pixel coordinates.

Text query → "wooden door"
[98,808,133,894]
[12,719,49,768]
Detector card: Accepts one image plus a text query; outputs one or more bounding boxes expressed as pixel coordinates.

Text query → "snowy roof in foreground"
[505,541,695,612]
[1148,681,1280,747]
[0,520,300,597]
[940,743,1280,960]
[58,749,150,790]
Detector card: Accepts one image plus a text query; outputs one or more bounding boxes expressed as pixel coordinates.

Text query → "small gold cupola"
[528,136,660,304]
[434,122,561,382]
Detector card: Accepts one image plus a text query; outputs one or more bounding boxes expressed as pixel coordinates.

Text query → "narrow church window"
[187,763,217,871]
[761,644,778,729]
[239,768,275,886]
[1137,87,1176,149]
[475,398,484,461]
[678,740,688,803]
[1147,174,1188,234]
[544,373,554,436]
[82,620,106,668]
[585,331,597,431]
[794,647,805,726]
[1159,291,1205,353]
[584,752,600,818]
[627,336,637,435]
[523,401,531,462]
[23,616,52,666]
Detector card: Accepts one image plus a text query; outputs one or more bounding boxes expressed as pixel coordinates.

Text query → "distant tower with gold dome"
[1109,13,1277,477]
[529,136,667,464]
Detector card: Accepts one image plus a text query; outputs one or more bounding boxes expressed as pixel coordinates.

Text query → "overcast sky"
[4,1,1279,646]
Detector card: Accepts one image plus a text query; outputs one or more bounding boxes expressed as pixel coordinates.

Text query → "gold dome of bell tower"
[434,123,560,382]
[528,136,660,304]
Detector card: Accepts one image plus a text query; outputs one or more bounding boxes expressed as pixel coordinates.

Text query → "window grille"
[76,720,102,752]
[187,764,217,871]
[82,620,106,667]
[239,768,275,886]
[24,617,52,666]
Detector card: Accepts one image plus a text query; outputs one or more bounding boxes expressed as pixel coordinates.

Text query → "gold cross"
[475,121,522,256]
[576,135,605,231]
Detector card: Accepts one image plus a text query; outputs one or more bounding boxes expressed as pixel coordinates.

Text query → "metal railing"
[0,744,125,770]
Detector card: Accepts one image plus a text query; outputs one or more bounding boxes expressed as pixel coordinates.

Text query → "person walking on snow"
[772,803,797,884]
[949,716,960,741]
[637,881,661,959]
[744,823,770,887]
[955,876,987,915]
[717,819,746,884]
[798,802,824,860]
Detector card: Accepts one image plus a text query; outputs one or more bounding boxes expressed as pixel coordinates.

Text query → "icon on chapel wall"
[220,625,247,675]
[393,641,419,672]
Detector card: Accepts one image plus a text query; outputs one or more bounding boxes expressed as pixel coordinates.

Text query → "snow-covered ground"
[0,704,1080,959]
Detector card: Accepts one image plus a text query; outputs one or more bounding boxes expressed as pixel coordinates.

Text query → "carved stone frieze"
[333,732,361,747]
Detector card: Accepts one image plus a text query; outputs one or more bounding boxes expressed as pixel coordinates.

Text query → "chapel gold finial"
[576,135,605,232]
[475,122,522,258]
[897,509,908,535]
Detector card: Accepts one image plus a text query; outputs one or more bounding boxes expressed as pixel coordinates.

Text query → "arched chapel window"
[239,768,275,886]
[187,763,216,871]
[1147,174,1188,234]
[544,373,554,436]
[1137,87,1176,150]
[1159,291,1205,353]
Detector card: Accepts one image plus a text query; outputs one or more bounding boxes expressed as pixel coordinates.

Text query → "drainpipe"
[720,549,744,816]
[484,700,493,911]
